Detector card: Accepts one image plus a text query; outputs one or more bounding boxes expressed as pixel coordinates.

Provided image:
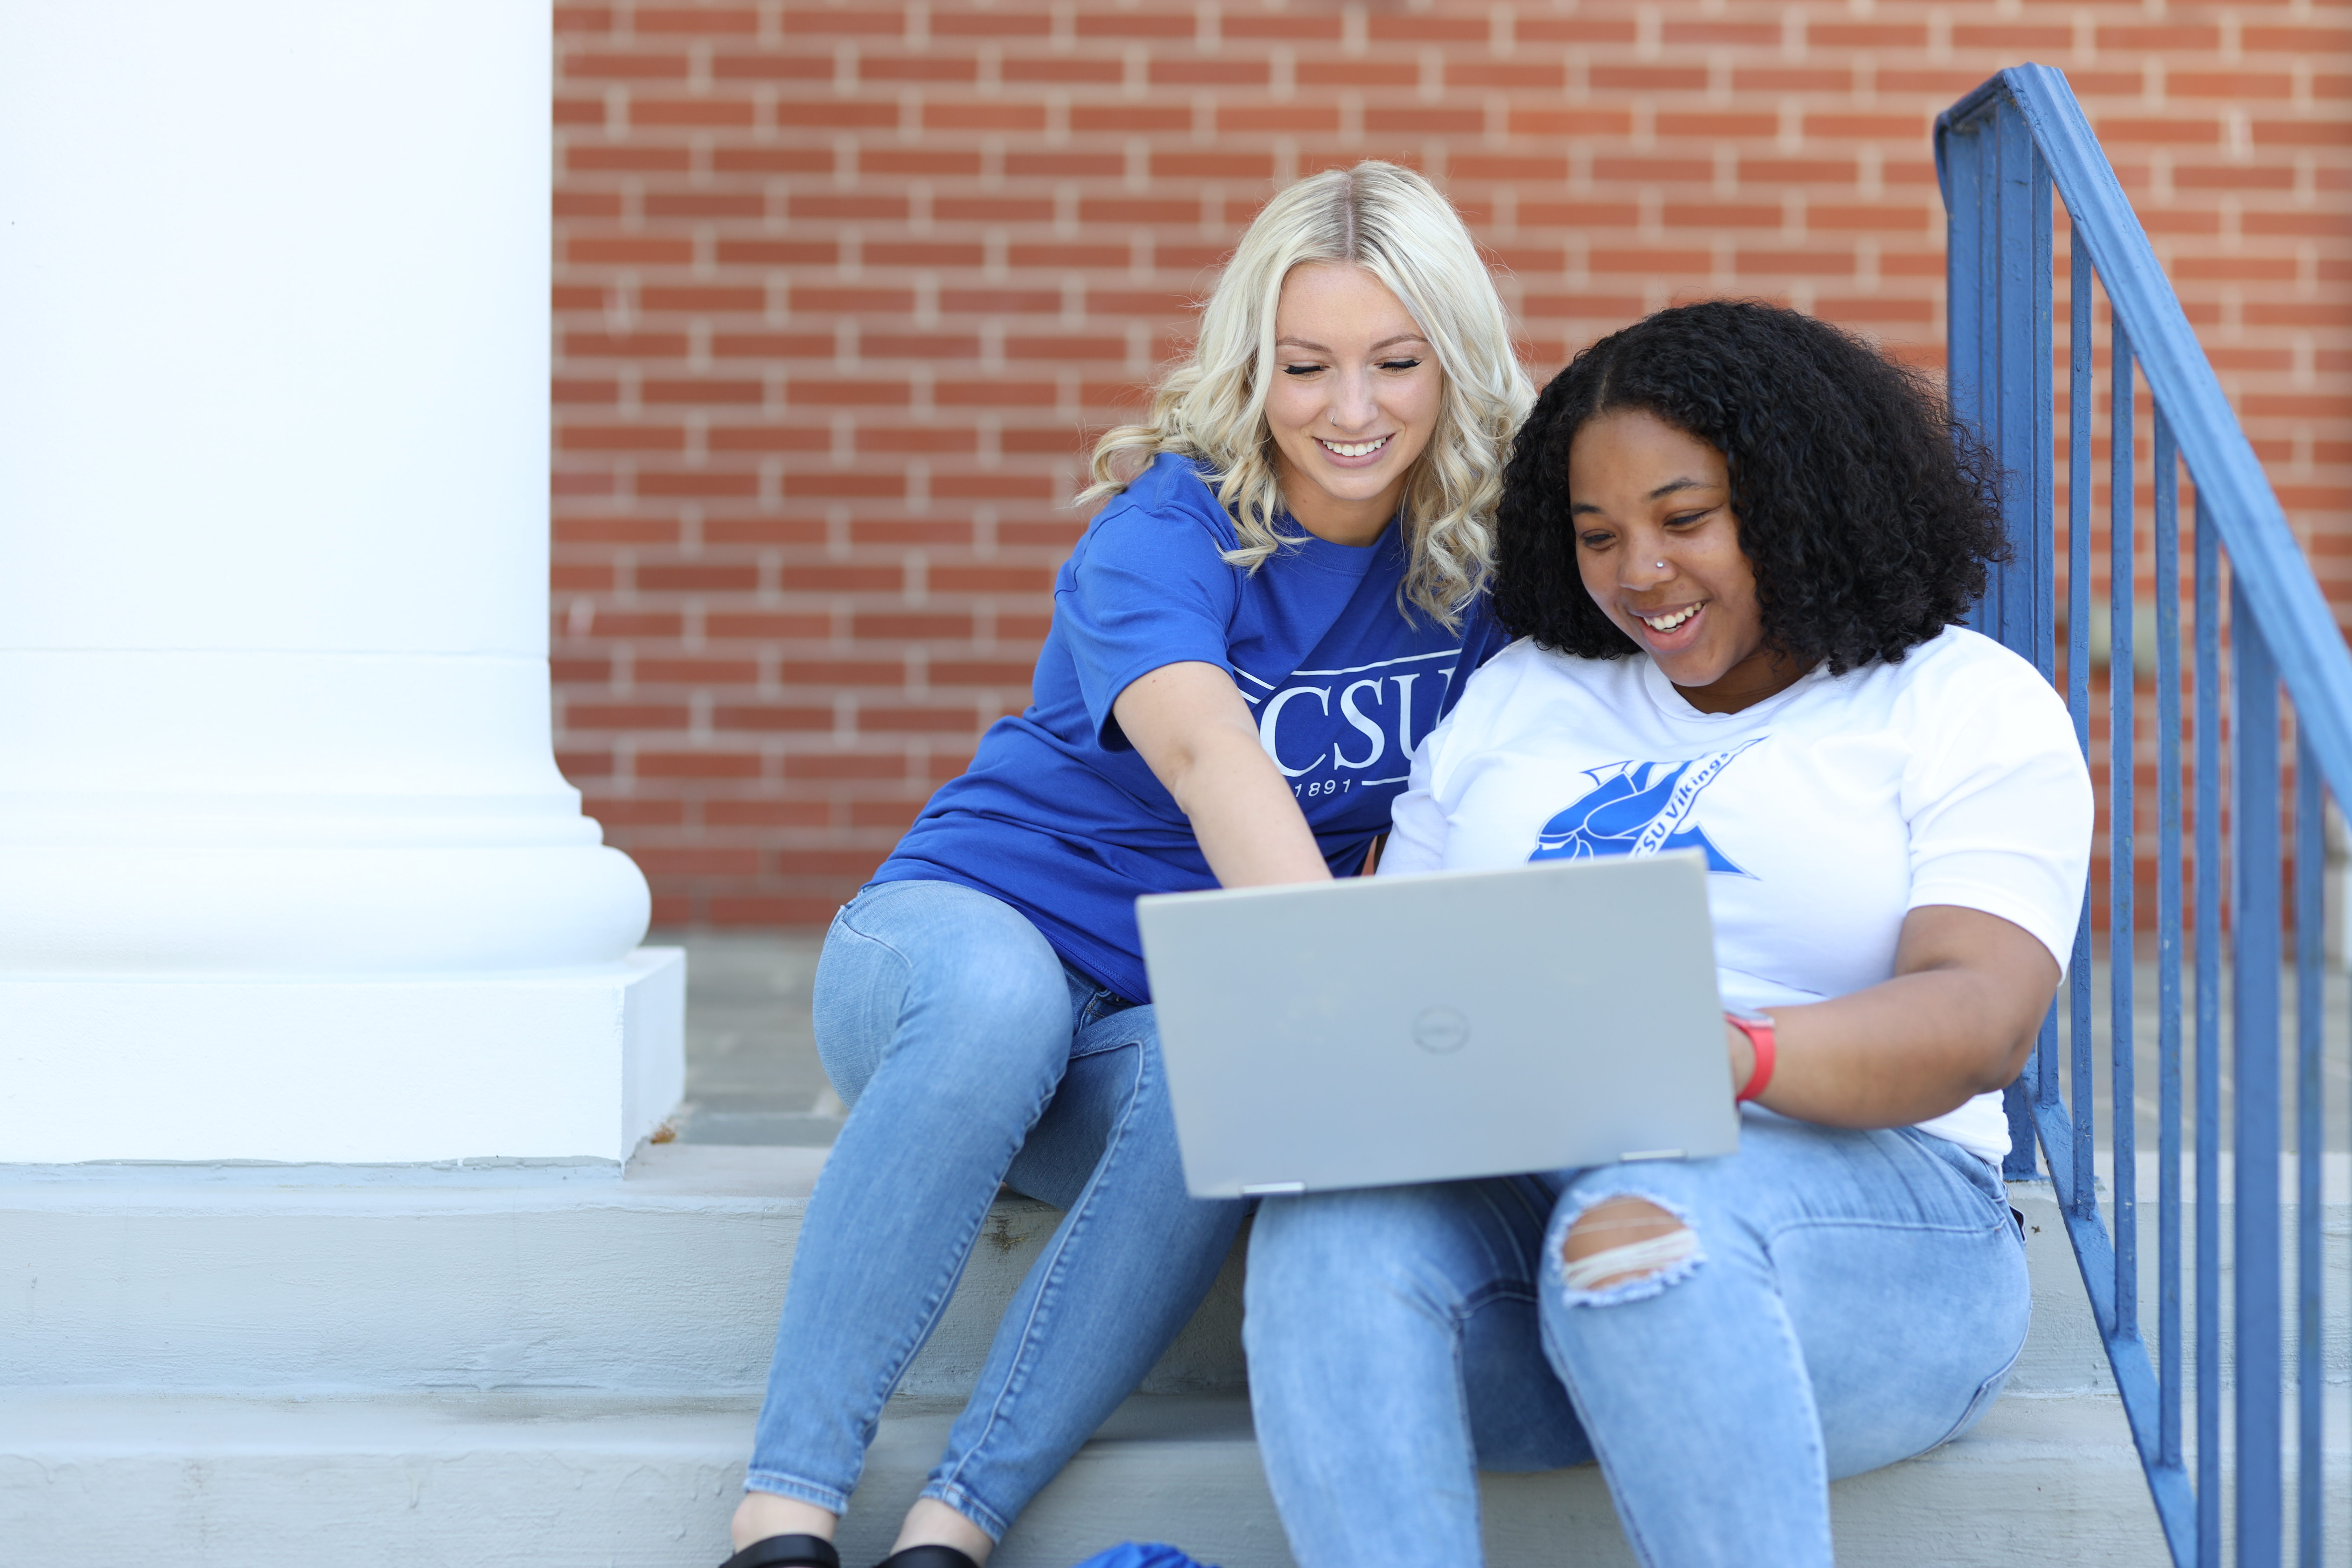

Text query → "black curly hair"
[1493,300,2007,674]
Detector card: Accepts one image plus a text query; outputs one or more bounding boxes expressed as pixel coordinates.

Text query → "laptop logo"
[1413,1006,1470,1053]
[1528,741,1760,876]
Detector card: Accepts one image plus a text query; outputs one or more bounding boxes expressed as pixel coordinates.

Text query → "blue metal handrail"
[1939,64,2352,1567]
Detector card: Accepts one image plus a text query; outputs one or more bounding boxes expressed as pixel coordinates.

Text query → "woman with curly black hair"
[1240,301,2093,1567]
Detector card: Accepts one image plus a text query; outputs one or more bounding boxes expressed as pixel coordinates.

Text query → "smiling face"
[1567,408,1808,714]
[1262,262,1445,547]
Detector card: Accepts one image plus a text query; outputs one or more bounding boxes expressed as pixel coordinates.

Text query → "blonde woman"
[723,161,1532,1568]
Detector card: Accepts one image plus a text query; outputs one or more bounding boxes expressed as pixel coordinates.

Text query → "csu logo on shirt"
[1529,741,1759,876]
[1239,649,1458,797]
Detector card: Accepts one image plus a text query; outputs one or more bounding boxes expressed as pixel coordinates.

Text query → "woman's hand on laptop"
[1725,904,2059,1129]
[1114,661,1335,889]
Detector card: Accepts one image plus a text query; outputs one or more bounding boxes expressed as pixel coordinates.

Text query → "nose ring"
[1655,561,1666,569]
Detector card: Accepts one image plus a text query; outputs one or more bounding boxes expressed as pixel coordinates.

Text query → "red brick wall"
[551,0,2351,927]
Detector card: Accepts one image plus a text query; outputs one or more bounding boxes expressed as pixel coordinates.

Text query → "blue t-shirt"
[873,452,1507,1001]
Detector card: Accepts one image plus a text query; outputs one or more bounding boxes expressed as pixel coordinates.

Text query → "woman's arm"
[1732,903,2059,1128]
[1113,661,1334,888]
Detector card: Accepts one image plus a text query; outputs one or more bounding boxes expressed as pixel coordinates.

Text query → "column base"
[0,948,684,1164]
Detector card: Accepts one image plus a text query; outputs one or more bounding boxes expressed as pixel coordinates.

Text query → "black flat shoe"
[873,1548,981,1568]
[721,1535,841,1568]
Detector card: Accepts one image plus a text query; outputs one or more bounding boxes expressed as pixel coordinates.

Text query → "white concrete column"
[0,0,682,1164]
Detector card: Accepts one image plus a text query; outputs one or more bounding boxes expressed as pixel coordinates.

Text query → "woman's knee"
[813,882,1073,1101]
[1545,1178,1713,1309]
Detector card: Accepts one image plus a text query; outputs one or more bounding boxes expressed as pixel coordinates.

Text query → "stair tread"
[0,1388,2176,1568]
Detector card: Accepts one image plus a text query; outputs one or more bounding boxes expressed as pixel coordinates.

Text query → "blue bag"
[1067,1545,1220,1568]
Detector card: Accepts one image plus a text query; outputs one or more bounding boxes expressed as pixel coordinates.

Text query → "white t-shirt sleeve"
[1378,723,1454,877]
[1902,660,2094,969]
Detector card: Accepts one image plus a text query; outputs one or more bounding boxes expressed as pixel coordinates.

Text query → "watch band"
[1726,1010,1776,1102]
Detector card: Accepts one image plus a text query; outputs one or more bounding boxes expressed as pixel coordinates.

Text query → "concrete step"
[0,1145,2177,1402]
[0,1146,2193,1563]
[0,1389,2165,1567]
[0,1145,1244,1399]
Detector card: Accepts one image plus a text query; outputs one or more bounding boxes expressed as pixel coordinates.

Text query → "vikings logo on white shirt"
[1528,740,1760,876]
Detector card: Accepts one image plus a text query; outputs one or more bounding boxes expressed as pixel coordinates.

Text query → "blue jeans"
[745,879,1246,1540]
[1243,1114,2031,1568]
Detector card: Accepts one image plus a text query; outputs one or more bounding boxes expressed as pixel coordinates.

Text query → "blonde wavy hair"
[1079,161,1533,628]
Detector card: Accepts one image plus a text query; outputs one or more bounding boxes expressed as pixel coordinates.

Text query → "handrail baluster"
[2194,496,2223,1568]
[2153,410,2183,1475]
[2233,588,2283,1568]
[2112,323,2138,1340]
[2070,243,2098,1226]
[2055,223,2095,1177]
[2292,735,2322,1568]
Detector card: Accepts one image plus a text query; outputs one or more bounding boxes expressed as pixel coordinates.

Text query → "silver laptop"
[1135,853,1739,1198]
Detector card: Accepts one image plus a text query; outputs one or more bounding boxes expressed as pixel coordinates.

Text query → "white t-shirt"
[1381,625,2093,1164]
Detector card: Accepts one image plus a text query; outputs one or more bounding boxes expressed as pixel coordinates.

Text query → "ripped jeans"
[1242,1112,2030,1568]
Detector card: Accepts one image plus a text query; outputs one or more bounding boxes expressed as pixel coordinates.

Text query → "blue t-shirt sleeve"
[1059,499,1241,750]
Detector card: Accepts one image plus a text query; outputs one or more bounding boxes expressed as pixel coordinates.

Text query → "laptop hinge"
[1617,1149,1686,1162]
[1241,1180,1308,1196]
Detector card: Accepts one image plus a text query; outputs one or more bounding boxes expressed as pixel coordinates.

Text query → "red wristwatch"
[1726,1010,1776,1102]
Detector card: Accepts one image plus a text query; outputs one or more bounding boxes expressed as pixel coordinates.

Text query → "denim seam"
[925,1035,1153,1531]
[918,1478,1012,1544]
[819,1164,1021,1488]
[795,1100,1054,1498]
[1450,1279,1542,1321]
[830,896,917,974]
[1067,1013,1151,1061]
[1540,1297,1824,1568]
[1751,1212,2016,1249]
[1599,1449,1667,1568]
[1077,988,1136,1031]
[824,896,920,1086]
[925,1097,1136,1519]
[1444,1302,1480,1526]
[740,1468,853,1515]
[1923,1337,2028,1453]
[1543,1364,1674,1568]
